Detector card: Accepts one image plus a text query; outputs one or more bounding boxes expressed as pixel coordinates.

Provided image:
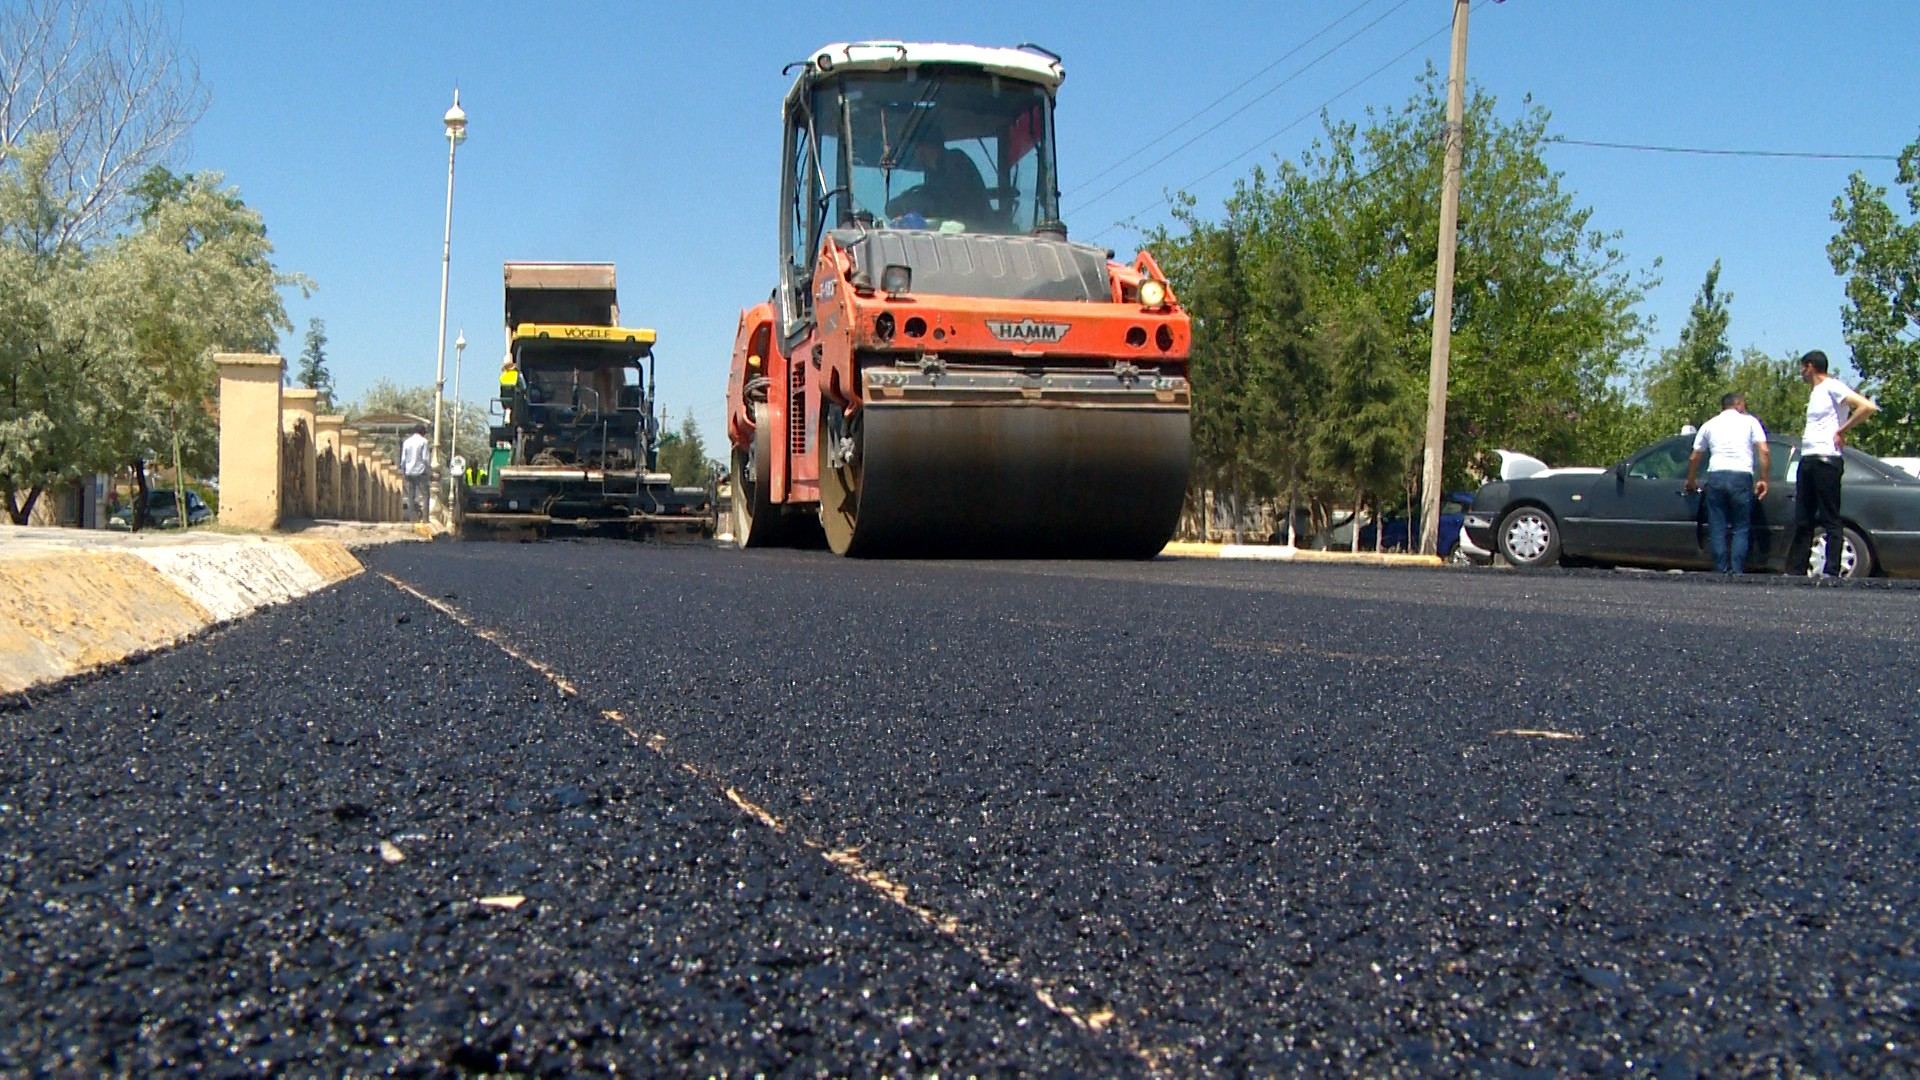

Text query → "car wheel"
[1808,526,1874,579]
[1497,507,1561,569]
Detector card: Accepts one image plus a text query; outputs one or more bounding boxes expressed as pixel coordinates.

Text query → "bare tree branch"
[0,0,207,252]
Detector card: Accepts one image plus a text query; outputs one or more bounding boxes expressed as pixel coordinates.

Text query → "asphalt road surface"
[4,541,1917,1074]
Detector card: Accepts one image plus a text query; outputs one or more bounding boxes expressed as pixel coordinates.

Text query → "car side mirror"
[1614,461,1628,481]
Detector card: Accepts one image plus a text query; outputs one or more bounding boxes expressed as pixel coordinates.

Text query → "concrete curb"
[0,530,362,695]
[1160,541,1444,567]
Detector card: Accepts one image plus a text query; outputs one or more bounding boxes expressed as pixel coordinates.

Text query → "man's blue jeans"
[1704,470,1754,574]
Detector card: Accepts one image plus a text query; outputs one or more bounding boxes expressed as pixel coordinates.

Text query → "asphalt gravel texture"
[4,540,1918,1075]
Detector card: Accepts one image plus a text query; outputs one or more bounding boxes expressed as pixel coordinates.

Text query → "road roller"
[723,41,1192,557]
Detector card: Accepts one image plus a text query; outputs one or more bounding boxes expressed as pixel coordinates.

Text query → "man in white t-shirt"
[1784,349,1878,577]
[399,424,431,523]
[1684,392,1771,574]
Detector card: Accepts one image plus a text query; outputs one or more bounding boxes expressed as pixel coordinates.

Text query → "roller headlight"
[1139,279,1168,310]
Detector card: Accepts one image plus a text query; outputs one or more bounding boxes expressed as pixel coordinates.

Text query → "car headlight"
[1139,279,1167,310]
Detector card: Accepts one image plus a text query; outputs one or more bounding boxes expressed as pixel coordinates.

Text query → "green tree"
[297,317,334,410]
[1641,261,1734,440]
[1309,303,1409,547]
[111,169,296,525]
[656,414,712,486]
[0,6,305,525]
[1726,347,1806,441]
[347,380,486,465]
[1150,67,1651,533]
[1829,134,1920,453]
[0,138,99,521]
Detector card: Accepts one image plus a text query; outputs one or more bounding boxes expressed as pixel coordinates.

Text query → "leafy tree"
[1309,303,1408,548]
[0,141,102,521]
[346,379,486,465]
[656,414,712,486]
[1641,261,1734,439]
[1726,347,1806,441]
[0,4,300,526]
[297,316,334,410]
[1829,134,1920,453]
[110,169,295,525]
[1149,68,1651,535]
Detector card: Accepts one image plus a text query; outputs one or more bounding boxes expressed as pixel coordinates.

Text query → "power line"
[1545,137,1898,162]
[1066,0,1397,198]
[1066,0,1423,216]
[1084,3,1472,245]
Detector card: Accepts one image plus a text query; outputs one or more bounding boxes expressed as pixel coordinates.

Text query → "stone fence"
[217,353,402,529]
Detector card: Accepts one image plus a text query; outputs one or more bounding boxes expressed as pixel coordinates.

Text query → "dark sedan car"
[1463,434,1920,578]
[107,489,213,530]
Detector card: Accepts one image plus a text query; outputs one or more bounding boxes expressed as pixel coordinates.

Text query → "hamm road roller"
[723,41,1191,557]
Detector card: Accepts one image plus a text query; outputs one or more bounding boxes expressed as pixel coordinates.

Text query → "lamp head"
[455,331,467,353]
[444,89,468,144]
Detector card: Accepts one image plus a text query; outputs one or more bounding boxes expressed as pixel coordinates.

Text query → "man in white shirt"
[1784,350,1878,577]
[1684,392,1771,574]
[399,423,431,523]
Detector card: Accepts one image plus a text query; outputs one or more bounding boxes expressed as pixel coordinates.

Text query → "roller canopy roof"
[796,42,1064,89]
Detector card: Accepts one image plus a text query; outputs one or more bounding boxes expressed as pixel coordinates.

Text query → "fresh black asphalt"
[3,540,1917,1074]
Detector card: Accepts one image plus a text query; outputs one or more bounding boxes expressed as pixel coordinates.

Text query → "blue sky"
[168,1,1919,451]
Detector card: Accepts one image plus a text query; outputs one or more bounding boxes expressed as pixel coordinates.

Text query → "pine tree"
[297,317,334,410]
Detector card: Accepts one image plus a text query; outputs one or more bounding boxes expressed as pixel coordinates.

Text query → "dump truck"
[457,262,714,540]
[723,41,1192,557]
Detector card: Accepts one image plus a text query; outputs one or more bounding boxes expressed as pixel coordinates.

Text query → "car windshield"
[815,67,1059,235]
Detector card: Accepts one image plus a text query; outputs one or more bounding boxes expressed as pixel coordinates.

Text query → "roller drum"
[820,366,1190,557]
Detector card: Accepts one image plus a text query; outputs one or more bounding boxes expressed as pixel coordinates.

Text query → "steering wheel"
[892,182,950,218]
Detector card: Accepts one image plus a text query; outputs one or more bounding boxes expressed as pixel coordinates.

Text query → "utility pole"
[1419,0,1470,556]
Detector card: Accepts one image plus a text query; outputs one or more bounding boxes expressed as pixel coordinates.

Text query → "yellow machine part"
[512,324,657,347]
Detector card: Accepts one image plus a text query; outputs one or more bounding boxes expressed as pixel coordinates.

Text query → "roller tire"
[733,403,819,549]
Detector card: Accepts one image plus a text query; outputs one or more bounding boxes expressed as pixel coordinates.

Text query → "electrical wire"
[1545,137,1898,162]
[1083,3,1476,245]
[1066,0,1395,197]
[1065,0,1423,216]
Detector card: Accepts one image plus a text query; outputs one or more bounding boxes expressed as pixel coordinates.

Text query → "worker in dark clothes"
[888,121,990,227]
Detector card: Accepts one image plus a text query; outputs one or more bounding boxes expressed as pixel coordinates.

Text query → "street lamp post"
[446,330,467,516]
[429,89,468,526]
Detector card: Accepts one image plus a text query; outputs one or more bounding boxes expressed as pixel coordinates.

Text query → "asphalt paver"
[0,572,1131,1075]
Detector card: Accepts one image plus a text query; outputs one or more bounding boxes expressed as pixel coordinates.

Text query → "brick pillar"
[357,450,374,522]
[313,415,344,518]
[216,353,285,531]
[281,388,320,520]
[369,452,391,522]
[338,431,362,520]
